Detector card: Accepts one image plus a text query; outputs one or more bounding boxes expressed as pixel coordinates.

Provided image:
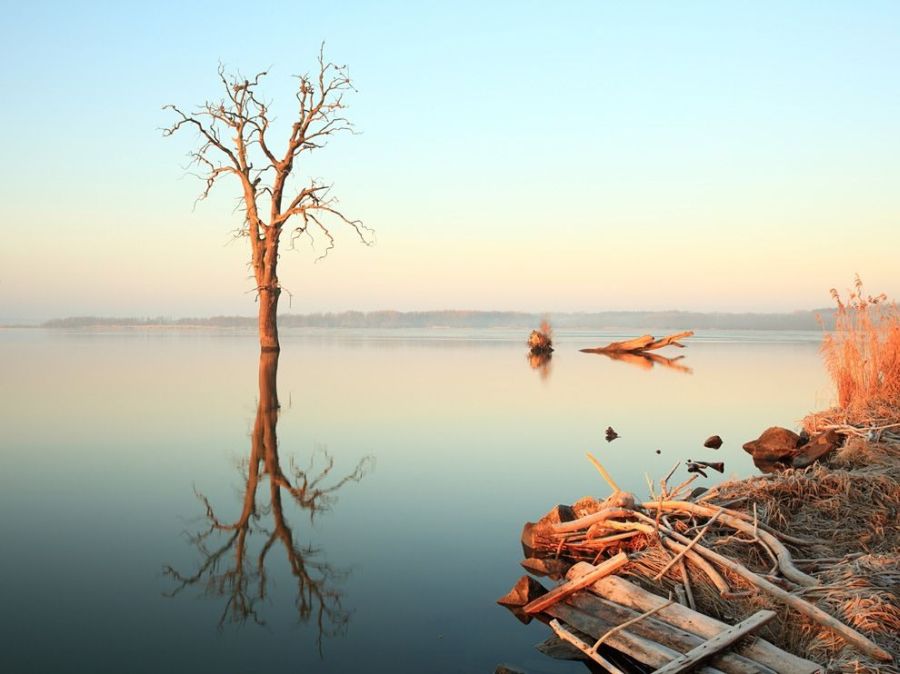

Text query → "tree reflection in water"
[164,350,373,648]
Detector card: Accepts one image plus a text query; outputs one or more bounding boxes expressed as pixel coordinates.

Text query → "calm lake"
[0,328,831,673]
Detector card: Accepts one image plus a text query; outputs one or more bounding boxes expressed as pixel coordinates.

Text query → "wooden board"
[651,611,775,674]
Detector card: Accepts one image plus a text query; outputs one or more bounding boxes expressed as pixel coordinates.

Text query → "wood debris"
[500,454,898,672]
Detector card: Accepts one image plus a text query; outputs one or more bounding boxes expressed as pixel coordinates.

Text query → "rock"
[703,435,723,449]
[792,429,843,468]
[742,426,802,463]
[495,666,527,674]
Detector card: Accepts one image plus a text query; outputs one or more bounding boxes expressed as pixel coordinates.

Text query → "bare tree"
[163,47,373,351]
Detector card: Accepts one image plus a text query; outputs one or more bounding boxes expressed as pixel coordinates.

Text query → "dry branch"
[581,331,695,355]
[640,500,817,587]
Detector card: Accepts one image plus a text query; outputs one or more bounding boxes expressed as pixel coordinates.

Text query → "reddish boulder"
[742,427,802,463]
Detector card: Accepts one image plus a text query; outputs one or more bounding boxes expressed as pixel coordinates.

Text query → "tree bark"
[258,286,281,352]
[257,235,281,352]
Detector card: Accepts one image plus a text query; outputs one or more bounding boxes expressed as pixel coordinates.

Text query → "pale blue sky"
[1,1,898,320]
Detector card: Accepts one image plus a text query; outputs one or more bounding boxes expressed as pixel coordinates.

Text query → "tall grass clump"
[821,276,900,426]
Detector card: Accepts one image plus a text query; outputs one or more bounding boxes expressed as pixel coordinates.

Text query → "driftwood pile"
[499,454,898,673]
[501,559,816,674]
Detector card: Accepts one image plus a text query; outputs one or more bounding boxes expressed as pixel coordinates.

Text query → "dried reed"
[816,276,900,429]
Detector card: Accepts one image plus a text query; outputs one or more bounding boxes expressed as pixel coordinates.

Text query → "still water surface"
[0,328,830,673]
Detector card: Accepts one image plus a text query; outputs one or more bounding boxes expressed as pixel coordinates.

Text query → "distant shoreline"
[4,309,835,331]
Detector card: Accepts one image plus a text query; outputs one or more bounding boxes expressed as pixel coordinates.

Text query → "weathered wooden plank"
[546,601,728,674]
[565,593,774,674]
[651,611,776,674]
[567,563,823,674]
[523,552,628,614]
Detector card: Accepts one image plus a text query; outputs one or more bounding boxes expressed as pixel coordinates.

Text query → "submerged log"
[581,331,694,355]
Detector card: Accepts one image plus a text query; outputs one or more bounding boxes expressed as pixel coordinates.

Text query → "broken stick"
[524,552,629,614]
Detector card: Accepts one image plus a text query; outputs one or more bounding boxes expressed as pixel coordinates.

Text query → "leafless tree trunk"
[163,46,373,352]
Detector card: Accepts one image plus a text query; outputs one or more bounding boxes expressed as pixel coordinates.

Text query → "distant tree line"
[40,309,835,331]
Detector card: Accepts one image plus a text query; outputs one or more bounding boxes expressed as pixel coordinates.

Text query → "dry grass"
[650,444,900,672]
[817,276,900,428]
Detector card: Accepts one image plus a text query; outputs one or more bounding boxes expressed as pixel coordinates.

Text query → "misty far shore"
[25,309,836,331]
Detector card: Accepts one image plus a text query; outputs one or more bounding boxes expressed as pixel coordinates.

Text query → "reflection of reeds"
[820,277,900,425]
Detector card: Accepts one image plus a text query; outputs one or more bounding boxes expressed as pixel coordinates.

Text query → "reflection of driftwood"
[588,349,693,375]
[528,351,552,380]
[581,331,694,355]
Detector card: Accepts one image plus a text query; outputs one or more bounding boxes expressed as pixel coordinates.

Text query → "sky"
[1,1,898,321]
